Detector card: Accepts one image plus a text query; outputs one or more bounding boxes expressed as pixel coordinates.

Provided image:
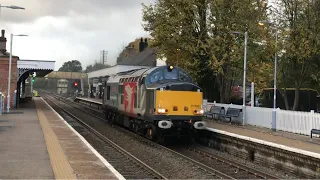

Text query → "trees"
[142,0,320,108]
[208,0,268,103]
[271,0,320,110]
[142,0,268,103]
[84,62,111,73]
[142,0,219,101]
[58,60,83,72]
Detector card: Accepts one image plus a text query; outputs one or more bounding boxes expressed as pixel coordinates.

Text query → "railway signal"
[29,72,36,83]
[73,80,81,92]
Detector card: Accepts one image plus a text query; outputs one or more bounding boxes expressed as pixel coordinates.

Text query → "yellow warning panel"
[155,90,203,116]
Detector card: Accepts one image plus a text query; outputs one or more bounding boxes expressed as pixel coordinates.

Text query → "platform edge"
[35,99,77,179]
[41,97,125,180]
[206,127,320,159]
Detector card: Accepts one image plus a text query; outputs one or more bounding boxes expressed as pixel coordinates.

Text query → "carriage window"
[107,86,110,100]
[134,92,137,108]
[121,95,124,104]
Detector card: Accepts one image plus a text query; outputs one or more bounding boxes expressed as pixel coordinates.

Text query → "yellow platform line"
[35,99,77,179]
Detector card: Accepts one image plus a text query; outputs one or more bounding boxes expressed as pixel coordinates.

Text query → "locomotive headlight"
[194,109,204,115]
[157,108,167,114]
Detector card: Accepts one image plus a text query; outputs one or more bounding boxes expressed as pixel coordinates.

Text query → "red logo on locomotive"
[124,82,136,114]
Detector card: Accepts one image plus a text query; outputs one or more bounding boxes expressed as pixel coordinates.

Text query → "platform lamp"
[230,24,248,126]
[258,20,278,131]
[7,33,28,113]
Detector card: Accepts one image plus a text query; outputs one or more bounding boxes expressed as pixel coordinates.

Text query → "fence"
[206,101,320,137]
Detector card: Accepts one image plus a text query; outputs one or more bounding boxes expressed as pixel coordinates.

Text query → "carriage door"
[138,76,146,112]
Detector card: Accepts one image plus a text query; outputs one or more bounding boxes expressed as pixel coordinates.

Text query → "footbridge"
[17,59,55,106]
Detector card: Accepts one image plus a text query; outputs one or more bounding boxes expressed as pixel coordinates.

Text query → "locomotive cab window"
[150,70,164,83]
[179,70,192,82]
[164,68,178,80]
[146,66,194,86]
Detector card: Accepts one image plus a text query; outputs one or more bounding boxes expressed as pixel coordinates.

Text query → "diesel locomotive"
[102,65,206,142]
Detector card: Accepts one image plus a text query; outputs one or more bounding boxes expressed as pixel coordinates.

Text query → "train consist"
[102,65,206,142]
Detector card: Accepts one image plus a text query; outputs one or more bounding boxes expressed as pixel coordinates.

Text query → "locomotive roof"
[107,68,150,83]
[115,68,149,76]
[88,65,151,79]
[142,66,160,75]
[146,81,201,90]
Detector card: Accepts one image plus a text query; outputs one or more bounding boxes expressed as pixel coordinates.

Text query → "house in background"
[88,38,166,99]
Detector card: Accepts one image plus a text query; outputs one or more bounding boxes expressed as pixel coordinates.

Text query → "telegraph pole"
[100,50,108,65]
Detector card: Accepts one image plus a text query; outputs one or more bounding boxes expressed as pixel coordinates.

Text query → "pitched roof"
[117,47,158,66]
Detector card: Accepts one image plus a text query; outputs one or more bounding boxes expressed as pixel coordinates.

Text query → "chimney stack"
[0,29,7,54]
[139,37,144,52]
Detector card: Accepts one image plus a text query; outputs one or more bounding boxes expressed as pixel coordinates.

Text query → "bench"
[310,129,320,139]
[220,108,242,122]
[204,106,225,120]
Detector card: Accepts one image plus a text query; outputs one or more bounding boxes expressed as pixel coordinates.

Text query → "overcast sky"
[0,0,153,70]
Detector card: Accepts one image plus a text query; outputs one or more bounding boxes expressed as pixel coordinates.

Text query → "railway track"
[44,94,231,179]
[46,93,281,179]
[43,95,166,179]
[175,146,279,179]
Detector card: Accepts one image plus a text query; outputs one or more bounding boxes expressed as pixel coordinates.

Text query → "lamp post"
[231,25,248,126]
[7,33,28,113]
[258,20,278,131]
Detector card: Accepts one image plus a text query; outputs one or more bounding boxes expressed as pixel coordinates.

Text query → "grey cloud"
[0,0,152,70]
[0,0,152,24]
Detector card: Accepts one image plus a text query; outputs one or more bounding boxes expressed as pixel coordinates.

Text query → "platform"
[0,97,124,179]
[204,119,320,159]
[75,97,102,105]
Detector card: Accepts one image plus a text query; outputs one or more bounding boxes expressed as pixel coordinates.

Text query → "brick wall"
[0,56,18,109]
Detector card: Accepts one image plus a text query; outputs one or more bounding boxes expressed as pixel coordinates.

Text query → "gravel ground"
[47,96,219,179]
